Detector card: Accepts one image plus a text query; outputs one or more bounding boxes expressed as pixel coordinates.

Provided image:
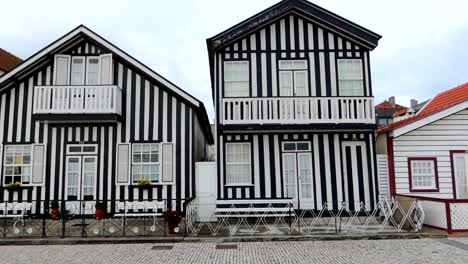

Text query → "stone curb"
[0,232,447,246]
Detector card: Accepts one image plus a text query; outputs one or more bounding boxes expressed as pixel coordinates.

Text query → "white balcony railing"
[222,97,375,125]
[33,85,122,115]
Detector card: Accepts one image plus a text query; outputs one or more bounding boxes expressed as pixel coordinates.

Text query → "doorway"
[452,152,468,199]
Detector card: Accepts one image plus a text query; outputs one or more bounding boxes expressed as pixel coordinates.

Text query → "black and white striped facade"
[208,0,381,210]
[0,26,212,212]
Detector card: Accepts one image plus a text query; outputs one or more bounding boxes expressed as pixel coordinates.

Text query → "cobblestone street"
[0,238,466,264]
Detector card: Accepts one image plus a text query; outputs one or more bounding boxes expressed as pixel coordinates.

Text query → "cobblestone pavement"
[0,238,466,264]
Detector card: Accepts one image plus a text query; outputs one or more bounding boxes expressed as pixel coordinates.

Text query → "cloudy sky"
[1,0,467,119]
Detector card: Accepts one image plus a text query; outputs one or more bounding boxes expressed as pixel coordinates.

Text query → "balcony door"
[453,153,468,199]
[282,142,313,209]
[65,145,98,214]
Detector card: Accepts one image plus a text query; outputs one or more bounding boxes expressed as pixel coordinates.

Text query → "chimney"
[410,99,418,109]
[388,96,395,107]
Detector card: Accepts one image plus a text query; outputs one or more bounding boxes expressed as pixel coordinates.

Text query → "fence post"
[42,201,46,238]
[288,203,292,232]
[123,200,126,236]
[61,200,66,238]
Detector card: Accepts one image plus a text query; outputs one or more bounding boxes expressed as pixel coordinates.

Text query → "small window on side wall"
[337,59,364,96]
[408,158,439,192]
[224,61,249,97]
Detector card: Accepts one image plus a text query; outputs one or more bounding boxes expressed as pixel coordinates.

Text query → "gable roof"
[0,25,213,143]
[377,82,468,135]
[206,0,382,99]
[375,100,407,118]
[0,48,22,72]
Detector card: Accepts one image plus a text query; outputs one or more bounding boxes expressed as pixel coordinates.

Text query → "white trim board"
[393,101,468,138]
[0,25,200,107]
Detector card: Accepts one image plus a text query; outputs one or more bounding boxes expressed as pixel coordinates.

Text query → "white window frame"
[282,141,311,152]
[225,142,252,186]
[2,145,33,186]
[337,59,364,96]
[224,61,250,97]
[53,54,71,85]
[278,60,309,96]
[409,158,438,191]
[131,143,162,185]
[66,144,98,155]
[70,56,86,85]
[86,56,101,85]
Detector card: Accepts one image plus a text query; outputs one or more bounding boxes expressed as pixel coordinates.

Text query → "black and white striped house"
[0,25,213,213]
[207,0,382,211]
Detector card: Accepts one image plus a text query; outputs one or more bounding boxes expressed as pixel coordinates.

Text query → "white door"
[282,148,313,210]
[195,162,217,221]
[65,155,97,214]
[453,153,468,199]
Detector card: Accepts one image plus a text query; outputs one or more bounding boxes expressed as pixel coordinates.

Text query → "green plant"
[5,181,21,190]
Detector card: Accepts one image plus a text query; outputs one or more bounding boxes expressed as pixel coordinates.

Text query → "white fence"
[222,97,375,125]
[33,85,122,115]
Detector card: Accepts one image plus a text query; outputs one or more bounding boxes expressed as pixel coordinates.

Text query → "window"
[224,61,249,97]
[86,57,100,85]
[278,60,308,96]
[378,117,393,126]
[71,57,85,85]
[409,158,438,191]
[225,143,251,185]
[337,59,364,96]
[3,145,32,185]
[132,143,160,183]
[282,142,311,152]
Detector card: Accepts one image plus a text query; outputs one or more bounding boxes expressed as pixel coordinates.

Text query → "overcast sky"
[1,0,468,119]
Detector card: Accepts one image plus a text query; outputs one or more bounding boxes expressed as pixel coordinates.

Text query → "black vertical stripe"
[3,91,10,143]
[44,125,52,202]
[96,126,102,200]
[20,81,29,142]
[345,146,355,211]
[310,133,317,209]
[258,135,265,198]
[285,17,290,51]
[318,134,327,205]
[323,30,332,96]
[184,106,190,199]
[356,146,365,204]
[158,89,163,141]
[328,134,338,210]
[111,125,117,210]
[121,65,128,142]
[293,16,300,52]
[256,32,262,97]
[268,135,276,198]
[175,101,181,211]
[53,127,61,200]
[103,126,109,201]
[139,76,145,140]
[130,71,136,141]
[148,83,154,140]
[167,95,172,142]
[313,25,321,96]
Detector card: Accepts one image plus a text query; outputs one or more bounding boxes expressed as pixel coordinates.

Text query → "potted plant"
[95,202,106,220]
[137,178,151,188]
[50,200,61,220]
[5,181,21,192]
[163,211,182,234]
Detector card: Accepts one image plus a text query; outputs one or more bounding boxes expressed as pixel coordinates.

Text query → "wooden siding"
[0,39,206,211]
[217,131,378,210]
[393,109,468,198]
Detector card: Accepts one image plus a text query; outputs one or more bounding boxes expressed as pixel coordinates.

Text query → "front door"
[453,153,468,199]
[65,144,98,214]
[282,142,313,209]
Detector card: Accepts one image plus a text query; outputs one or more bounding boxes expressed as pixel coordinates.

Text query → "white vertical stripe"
[309,52,316,96]
[253,135,261,198]
[75,127,80,141]
[338,37,343,50]
[242,39,247,51]
[219,135,224,198]
[308,23,314,49]
[26,78,34,141]
[116,123,122,200]
[319,53,326,96]
[49,127,57,200]
[270,24,276,50]
[7,88,15,142]
[263,135,271,198]
[298,19,304,50]
[323,135,333,204]
[274,135,282,198]
[250,34,256,50]
[85,43,89,53]
[153,86,159,141]
[162,92,168,142]
[361,143,371,208]
[364,52,370,96]
[280,19,286,50]
[330,53,337,96]
[289,15,295,50]
[271,53,277,97]
[108,127,113,202]
[261,53,267,96]
[84,127,89,141]
[134,74,141,141]
[16,83,24,142]
[369,136,377,204]
[334,135,343,204]
[58,128,65,200]
[189,109,193,198]
[251,54,257,97]
[260,29,266,50]
[351,146,360,207]
[92,127,98,142]
[171,97,177,201]
[41,124,48,203]
[0,94,5,142]
[313,134,322,207]
[144,80,150,141]
[227,188,232,199]
[245,187,250,199]
[318,28,324,49]
[67,127,73,142]
[126,69,132,143]
[99,126,105,200]
[328,33,335,49]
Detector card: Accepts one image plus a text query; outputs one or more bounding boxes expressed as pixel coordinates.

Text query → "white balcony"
[33,85,122,115]
[222,97,375,125]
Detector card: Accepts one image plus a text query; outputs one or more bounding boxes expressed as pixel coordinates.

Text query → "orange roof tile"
[0,48,22,72]
[378,82,468,133]
[375,100,407,111]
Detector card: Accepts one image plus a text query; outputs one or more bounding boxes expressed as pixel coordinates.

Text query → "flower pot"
[51,208,61,220]
[95,207,105,220]
[168,222,179,234]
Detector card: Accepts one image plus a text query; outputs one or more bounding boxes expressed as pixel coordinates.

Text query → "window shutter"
[32,144,45,184]
[294,71,308,96]
[117,144,130,185]
[279,71,293,96]
[100,54,113,85]
[162,143,174,183]
[54,55,71,85]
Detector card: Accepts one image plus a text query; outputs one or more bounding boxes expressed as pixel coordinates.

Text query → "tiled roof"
[377,82,468,133]
[375,101,407,118]
[0,48,22,72]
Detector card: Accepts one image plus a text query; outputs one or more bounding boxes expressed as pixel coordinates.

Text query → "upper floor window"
[225,143,251,185]
[409,158,438,191]
[53,54,113,86]
[278,60,308,96]
[224,61,249,97]
[337,59,364,96]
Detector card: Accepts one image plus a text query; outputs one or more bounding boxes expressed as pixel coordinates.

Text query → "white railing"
[222,97,375,125]
[33,85,122,115]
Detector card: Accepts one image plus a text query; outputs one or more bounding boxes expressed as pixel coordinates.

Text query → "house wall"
[376,132,387,154]
[217,131,378,210]
[0,70,4,76]
[393,108,468,198]
[0,39,207,212]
